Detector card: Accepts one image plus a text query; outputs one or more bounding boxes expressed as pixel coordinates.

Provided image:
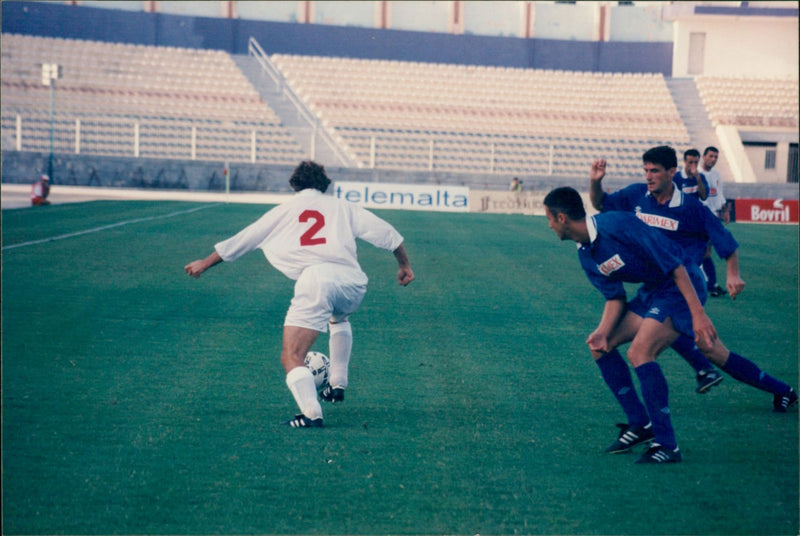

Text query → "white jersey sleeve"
[214,209,282,263]
[348,202,404,252]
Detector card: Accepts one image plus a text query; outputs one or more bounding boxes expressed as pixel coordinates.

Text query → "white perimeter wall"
[672,14,799,78]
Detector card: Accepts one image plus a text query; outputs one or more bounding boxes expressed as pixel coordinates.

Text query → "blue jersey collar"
[645,183,683,208]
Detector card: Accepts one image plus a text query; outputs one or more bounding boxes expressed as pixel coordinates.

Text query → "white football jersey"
[700,167,726,213]
[215,189,404,280]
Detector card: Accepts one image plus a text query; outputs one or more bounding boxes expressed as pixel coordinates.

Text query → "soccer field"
[2,200,798,535]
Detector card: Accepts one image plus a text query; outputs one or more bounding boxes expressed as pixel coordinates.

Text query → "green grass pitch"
[2,200,797,535]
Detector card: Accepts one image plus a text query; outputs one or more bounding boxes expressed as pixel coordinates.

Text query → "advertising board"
[333,182,469,212]
[468,190,598,216]
[734,199,798,224]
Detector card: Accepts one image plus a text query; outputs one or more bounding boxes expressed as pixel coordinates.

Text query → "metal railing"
[2,110,662,178]
[247,37,355,168]
[1,112,306,165]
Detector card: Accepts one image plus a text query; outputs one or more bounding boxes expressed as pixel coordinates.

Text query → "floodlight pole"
[49,80,54,180]
[42,63,60,181]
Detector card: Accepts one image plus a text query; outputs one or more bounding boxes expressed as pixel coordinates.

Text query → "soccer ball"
[305,351,330,391]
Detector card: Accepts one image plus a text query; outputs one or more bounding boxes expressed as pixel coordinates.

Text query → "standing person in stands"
[700,146,730,297]
[184,161,415,428]
[30,174,50,206]
[510,177,523,192]
[673,149,708,201]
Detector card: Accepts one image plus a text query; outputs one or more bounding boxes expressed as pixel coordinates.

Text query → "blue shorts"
[628,265,707,339]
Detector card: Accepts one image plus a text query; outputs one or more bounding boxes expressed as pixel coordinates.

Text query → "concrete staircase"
[666,77,733,182]
[232,54,349,168]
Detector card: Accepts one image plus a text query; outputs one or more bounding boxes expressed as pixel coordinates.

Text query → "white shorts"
[284,263,368,332]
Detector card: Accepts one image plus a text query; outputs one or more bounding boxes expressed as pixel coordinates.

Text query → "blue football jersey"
[601,183,738,264]
[673,170,710,199]
[578,212,696,301]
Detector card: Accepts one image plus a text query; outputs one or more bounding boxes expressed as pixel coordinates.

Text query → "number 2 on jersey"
[299,210,327,246]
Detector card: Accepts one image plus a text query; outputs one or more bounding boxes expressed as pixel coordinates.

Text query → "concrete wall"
[77,1,674,42]
[742,142,795,184]
[4,150,797,201]
[671,12,798,78]
[609,4,673,43]
[0,1,673,74]
[7,2,794,78]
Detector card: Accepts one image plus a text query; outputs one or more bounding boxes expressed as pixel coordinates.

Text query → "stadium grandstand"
[1,1,797,192]
[1,34,306,165]
[272,54,689,176]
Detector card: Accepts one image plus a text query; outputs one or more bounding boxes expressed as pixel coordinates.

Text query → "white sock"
[285,366,323,420]
[329,322,352,389]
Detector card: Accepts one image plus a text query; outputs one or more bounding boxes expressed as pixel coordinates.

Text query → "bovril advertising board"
[734,199,798,224]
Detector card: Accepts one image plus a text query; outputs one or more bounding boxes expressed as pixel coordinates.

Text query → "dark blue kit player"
[588,146,795,413]
[672,148,709,201]
[589,146,741,393]
[543,186,797,464]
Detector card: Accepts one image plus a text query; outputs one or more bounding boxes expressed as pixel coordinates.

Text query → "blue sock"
[721,352,792,395]
[635,362,677,450]
[596,349,649,427]
[671,334,714,373]
[703,257,717,289]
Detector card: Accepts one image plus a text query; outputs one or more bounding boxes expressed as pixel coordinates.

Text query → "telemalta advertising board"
[734,198,798,224]
[333,182,469,212]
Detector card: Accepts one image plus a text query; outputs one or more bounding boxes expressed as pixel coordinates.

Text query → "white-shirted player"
[184,161,414,428]
[700,146,730,297]
[700,146,728,222]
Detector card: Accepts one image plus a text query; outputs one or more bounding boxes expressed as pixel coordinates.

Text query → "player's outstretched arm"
[393,243,414,286]
[723,250,745,299]
[588,159,607,211]
[184,251,223,278]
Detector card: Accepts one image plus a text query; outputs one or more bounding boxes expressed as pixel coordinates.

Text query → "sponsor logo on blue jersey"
[598,254,626,276]
[635,210,680,231]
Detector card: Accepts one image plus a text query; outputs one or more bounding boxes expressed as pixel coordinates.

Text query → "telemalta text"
[334,182,469,212]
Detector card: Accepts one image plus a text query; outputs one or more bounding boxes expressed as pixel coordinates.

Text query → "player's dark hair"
[683,148,701,160]
[642,145,678,170]
[543,187,586,221]
[703,146,719,156]
[289,160,331,193]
